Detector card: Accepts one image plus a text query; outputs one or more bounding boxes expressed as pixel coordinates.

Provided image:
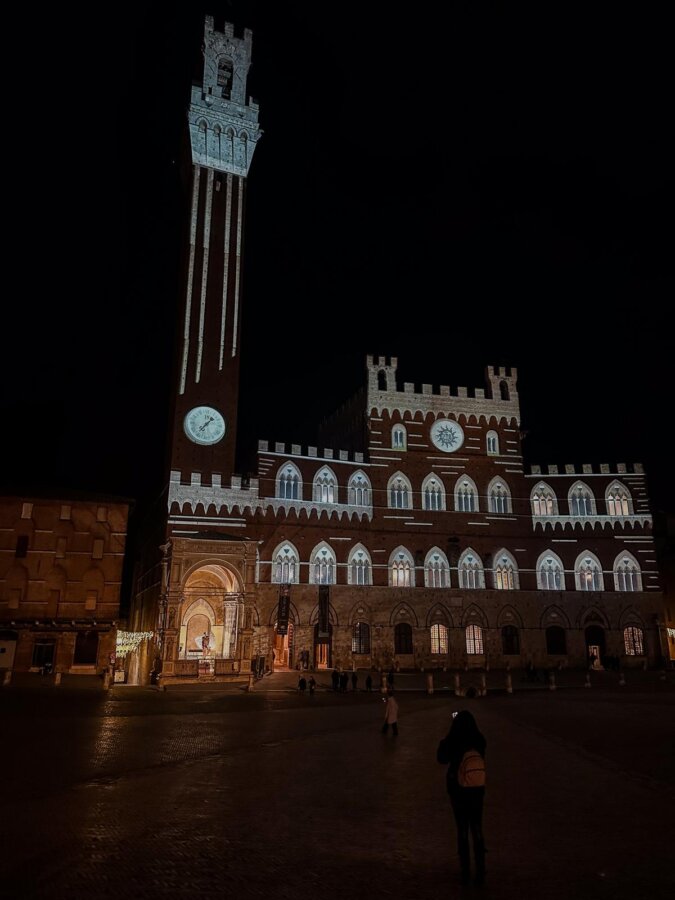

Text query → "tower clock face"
[184,406,226,445]
[430,418,464,453]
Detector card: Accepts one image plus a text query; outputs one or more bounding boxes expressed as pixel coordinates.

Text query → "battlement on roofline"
[258,442,365,464]
[527,462,645,477]
[365,357,520,423]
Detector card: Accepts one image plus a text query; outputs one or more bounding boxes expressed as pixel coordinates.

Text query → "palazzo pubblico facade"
[130,18,664,683]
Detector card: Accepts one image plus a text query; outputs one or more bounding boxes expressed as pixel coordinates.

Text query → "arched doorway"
[585,624,606,669]
[179,564,242,672]
[273,621,294,670]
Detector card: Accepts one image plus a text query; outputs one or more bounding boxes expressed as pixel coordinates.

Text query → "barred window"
[430,623,448,654]
[465,624,483,655]
[623,626,644,656]
[501,625,520,655]
[352,621,371,654]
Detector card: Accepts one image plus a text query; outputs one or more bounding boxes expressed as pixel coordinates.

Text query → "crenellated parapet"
[528,463,645,476]
[257,441,366,465]
[168,470,260,515]
[366,357,520,425]
[189,16,261,176]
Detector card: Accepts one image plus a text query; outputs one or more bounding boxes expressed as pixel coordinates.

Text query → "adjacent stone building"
[0,495,130,677]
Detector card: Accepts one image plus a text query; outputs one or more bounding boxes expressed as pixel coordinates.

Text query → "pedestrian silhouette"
[365,674,373,691]
[351,671,358,692]
[298,676,307,693]
[381,688,399,736]
[437,710,487,885]
[331,668,340,691]
[308,675,316,695]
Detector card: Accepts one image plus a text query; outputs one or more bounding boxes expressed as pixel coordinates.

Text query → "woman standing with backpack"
[437,710,487,885]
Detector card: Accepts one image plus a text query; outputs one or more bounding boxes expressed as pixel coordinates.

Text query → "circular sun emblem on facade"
[430,418,464,453]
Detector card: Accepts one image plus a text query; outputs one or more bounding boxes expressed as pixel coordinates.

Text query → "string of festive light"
[115,630,154,657]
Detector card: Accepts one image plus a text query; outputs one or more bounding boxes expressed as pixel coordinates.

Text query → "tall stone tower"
[169,16,261,484]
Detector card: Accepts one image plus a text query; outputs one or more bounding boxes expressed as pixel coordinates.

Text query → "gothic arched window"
[388,473,412,509]
[348,545,372,586]
[390,548,415,587]
[425,548,450,588]
[488,478,511,514]
[531,482,557,517]
[277,463,302,501]
[569,482,595,517]
[313,466,337,504]
[348,471,371,506]
[575,552,604,591]
[493,551,518,590]
[271,542,300,584]
[455,477,478,513]
[613,554,642,592]
[458,549,485,589]
[422,474,446,511]
[392,424,407,450]
[536,552,565,590]
[606,482,633,517]
[309,543,336,585]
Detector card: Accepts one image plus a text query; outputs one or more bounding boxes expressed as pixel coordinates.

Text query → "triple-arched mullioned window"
[424,548,451,588]
[348,544,372,586]
[388,473,412,510]
[309,542,336,585]
[313,466,337,504]
[422,474,446,511]
[493,550,519,590]
[271,542,300,584]
[277,463,302,501]
[536,551,566,590]
[613,552,642,591]
[455,476,479,513]
[348,471,371,506]
[488,477,512,514]
[568,481,597,517]
[531,482,558,516]
[458,548,486,589]
[390,547,415,587]
[574,551,604,591]
[606,481,633,516]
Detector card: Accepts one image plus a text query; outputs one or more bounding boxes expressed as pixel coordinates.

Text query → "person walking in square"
[437,710,487,886]
[381,688,399,736]
[365,673,373,691]
[351,670,358,692]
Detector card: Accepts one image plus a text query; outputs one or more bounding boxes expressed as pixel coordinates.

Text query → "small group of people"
[330,668,369,692]
[297,675,316,694]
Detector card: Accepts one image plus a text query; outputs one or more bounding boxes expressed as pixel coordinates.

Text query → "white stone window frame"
[388,472,413,510]
[613,551,643,592]
[530,481,559,517]
[574,550,605,592]
[487,476,512,514]
[493,548,520,590]
[605,480,634,517]
[312,465,338,505]
[536,550,566,591]
[422,473,447,511]
[486,430,499,455]
[271,541,300,585]
[348,543,373,586]
[424,547,451,588]
[568,480,597,517]
[454,475,479,513]
[348,470,372,507]
[389,546,416,588]
[457,548,486,590]
[391,424,407,450]
[309,541,337,586]
[276,462,303,501]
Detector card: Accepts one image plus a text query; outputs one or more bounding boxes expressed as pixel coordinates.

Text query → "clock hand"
[198,416,214,432]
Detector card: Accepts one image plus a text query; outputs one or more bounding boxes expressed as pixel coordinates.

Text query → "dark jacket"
[437,713,487,795]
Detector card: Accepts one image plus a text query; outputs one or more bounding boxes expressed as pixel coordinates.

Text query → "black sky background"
[1,1,673,521]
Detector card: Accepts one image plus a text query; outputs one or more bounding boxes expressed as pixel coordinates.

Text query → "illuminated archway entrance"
[179,564,242,672]
[273,621,294,670]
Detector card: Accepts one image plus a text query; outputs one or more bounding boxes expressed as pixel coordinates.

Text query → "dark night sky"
[2,1,673,520]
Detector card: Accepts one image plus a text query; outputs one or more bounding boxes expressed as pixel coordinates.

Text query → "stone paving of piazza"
[1,669,673,900]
